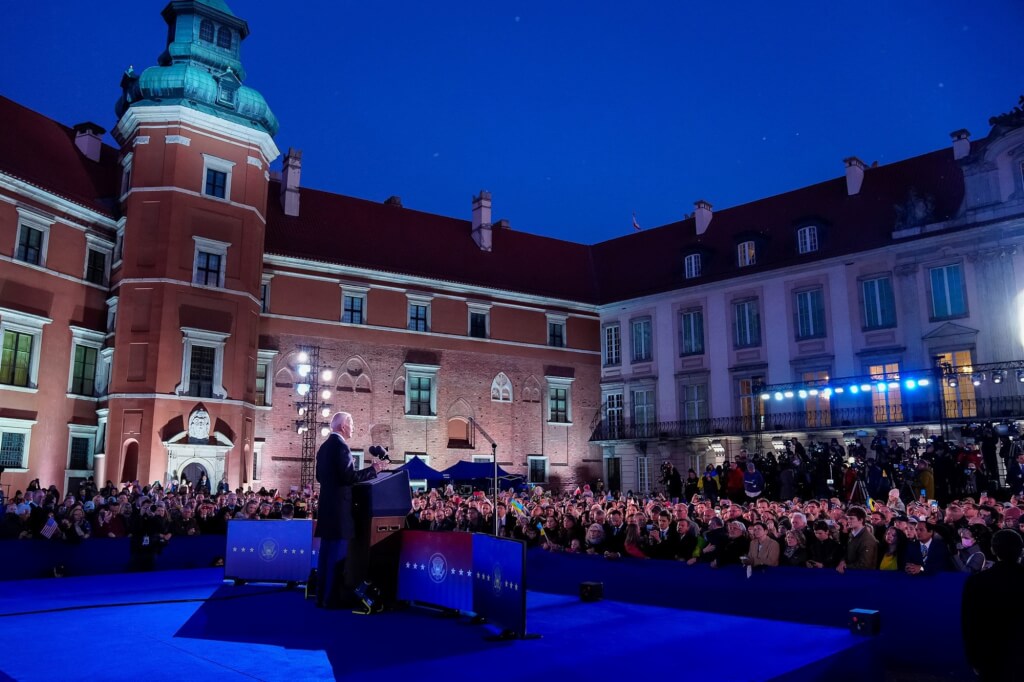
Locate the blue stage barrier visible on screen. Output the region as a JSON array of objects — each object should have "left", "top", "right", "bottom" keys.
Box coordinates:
[
  {"left": 0, "top": 536, "right": 226, "bottom": 581},
  {"left": 225, "top": 520, "right": 314, "bottom": 583},
  {"left": 398, "top": 531, "right": 473, "bottom": 612},
  {"left": 472, "top": 534, "right": 526, "bottom": 636}
]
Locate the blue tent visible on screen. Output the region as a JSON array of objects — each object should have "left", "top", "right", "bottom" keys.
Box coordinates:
[
  {"left": 440, "top": 461, "right": 524, "bottom": 490},
  {"left": 396, "top": 456, "right": 444, "bottom": 483}
]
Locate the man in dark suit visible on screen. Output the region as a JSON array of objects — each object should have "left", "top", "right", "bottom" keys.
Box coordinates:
[
  {"left": 962, "top": 529, "right": 1024, "bottom": 680},
  {"left": 315, "top": 411, "right": 384, "bottom": 608},
  {"left": 904, "top": 521, "right": 951, "bottom": 575}
]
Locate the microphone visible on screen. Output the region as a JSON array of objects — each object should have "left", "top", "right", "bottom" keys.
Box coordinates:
[{"left": 368, "top": 445, "right": 391, "bottom": 463}]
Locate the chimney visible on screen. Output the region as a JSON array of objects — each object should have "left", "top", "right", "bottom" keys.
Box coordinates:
[
  {"left": 950, "top": 129, "right": 971, "bottom": 160},
  {"left": 471, "top": 190, "right": 492, "bottom": 251},
  {"left": 844, "top": 156, "right": 866, "bottom": 196},
  {"left": 280, "top": 148, "right": 302, "bottom": 217},
  {"left": 384, "top": 195, "right": 403, "bottom": 207},
  {"left": 693, "top": 199, "right": 713, "bottom": 236},
  {"left": 73, "top": 122, "right": 105, "bottom": 162},
  {"left": 494, "top": 218, "right": 511, "bottom": 229}
]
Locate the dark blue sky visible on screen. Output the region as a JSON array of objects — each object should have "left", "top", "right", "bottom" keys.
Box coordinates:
[{"left": 3, "top": 1, "right": 1021, "bottom": 244}]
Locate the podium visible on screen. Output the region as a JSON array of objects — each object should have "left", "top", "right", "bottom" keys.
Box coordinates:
[{"left": 348, "top": 470, "right": 411, "bottom": 596}]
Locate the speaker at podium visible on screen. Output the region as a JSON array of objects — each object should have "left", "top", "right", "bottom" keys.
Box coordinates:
[{"left": 348, "top": 469, "right": 411, "bottom": 600}]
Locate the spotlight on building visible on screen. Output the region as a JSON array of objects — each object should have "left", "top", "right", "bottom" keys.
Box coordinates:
[
  {"left": 784, "top": 391, "right": 794, "bottom": 398},
  {"left": 321, "top": 370, "right": 334, "bottom": 382},
  {"left": 320, "top": 426, "right": 330, "bottom": 437},
  {"left": 321, "top": 389, "right": 332, "bottom": 400},
  {"left": 876, "top": 382, "right": 887, "bottom": 392},
  {"left": 860, "top": 384, "right": 872, "bottom": 392},
  {"left": 297, "top": 363, "right": 311, "bottom": 377},
  {"left": 904, "top": 379, "right": 917, "bottom": 389},
  {"left": 834, "top": 386, "right": 844, "bottom": 394},
  {"left": 296, "top": 383, "right": 310, "bottom": 396},
  {"left": 887, "top": 381, "right": 900, "bottom": 390},
  {"left": 297, "top": 351, "right": 309, "bottom": 364},
  {"left": 917, "top": 378, "right": 930, "bottom": 387},
  {"left": 1017, "top": 369, "right": 1024, "bottom": 383},
  {"left": 972, "top": 372, "right": 985, "bottom": 387},
  {"left": 321, "top": 406, "right": 331, "bottom": 418},
  {"left": 992, "top": 370, "right": 1006, "bottom": 384},
  {"left": 798, "top": 390, "right": 808, "bottom": 399},
  {"left": 760, "top": 392, "right": 771, "bottom": 401},
  {"left": 774, "top": 392, "right": 784, "bottom": 401},
  {"left": 808, "top": 389, "right": 819, "bottom": 396},
  {"left": 849, "top": 385, "right": 860, "bottom": 394},
  {"left": 947, "top": 375, "right": 958, "bottom": 388},
  {"left": 297, "top": 406, "right": 306, "bottom": 416}
]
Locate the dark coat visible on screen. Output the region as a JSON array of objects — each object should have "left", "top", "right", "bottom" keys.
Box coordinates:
[
  {"left": 904, "top": 537, "right": 952, "bottom": 573},
  {"left": 314, "top": 434, "right": 377, "bottom": 540},
  {"left": 962, "top": 561, "right": 1024, "bottom": 681}
]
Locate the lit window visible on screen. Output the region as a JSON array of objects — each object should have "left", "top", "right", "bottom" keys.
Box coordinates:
[
  {"left": 604, "top": 392, "right": 624, "bottom": 438},
  {"left": 69, "top": 326, "right": 104, "bottom": 397},
  {"left": 405, "top": 363, "right": 438, "bottom": 417},
  {"left": 797, "top": 226, "right": 819, "bottom": 254},
  {"left": 632, "top": 387, "right": 656, "bottom": 437},
  {"left": 0, "top": 308, "right": 50, "bottom": 391},
  {"left": 255, "top": 349, "right": 277, "bottom": 407},
  {"left": 255, "top": 361, "right": 268, "bottom": 407},
  {"left": 737, "top": 241, "right": 756, "bottom": 267}
]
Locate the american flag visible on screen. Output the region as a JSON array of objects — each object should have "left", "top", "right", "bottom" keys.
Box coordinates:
[{"left": 40, "top": 517, "right": 59, "bottom": 539}]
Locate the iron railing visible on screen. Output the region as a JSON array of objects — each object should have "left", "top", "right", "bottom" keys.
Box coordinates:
[{"left": 590, "top": 397, "right": 1024, "bottom": 442}]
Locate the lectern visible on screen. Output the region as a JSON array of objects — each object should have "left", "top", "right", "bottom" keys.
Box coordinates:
[{"left": 348, "top": 470, "right": 411, "bottom": 598}]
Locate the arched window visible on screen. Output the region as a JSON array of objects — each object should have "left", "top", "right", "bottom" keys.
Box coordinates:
[
  {"left": 199, "top": 19, "right": 214, "bottom": 43},
  {"left": 447, "top": 417, "right": 471, "bottom": 448},
  {"left": 216, "top": 26, "right": 232, "bottom": 49},
  {"left": 491, "top": 372, "right": 513, "bottom": 402}
]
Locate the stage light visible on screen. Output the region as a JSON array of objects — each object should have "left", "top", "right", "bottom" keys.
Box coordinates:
[
  {"left": 821, "top": 388, "right": 832, "bottom": 398},
  {"left": 918, "top": 378, "right": 930, "bottom": 387},
  {"left": 888, "top": 381, "right": 900, "bottom": 389},
  {"left": 1017, "top": 369, "right": 1024, "bottom": 383},
  {"left": 297, "top": 406, "right": 306, "bottom": 416},
  {"left": 320, "top": 426, "right": 330, "bottom": 437},
  {"left": 321, "top": 406, "right": 331, "bottom": 418},
  {"left": 321, "top": 369, "right": 334, "bottom": 382},
  {"left": 904, "top": 379, "right": 917, "bottom": 389},
  {"left": 877, "top": 382, "right": 887, "bottom": 392},
  {"left": 972, "top": 372, "right": 985, "bottom": 386},
  {"left": 834, "top": 387, "right": 844, "bottom": 394},
  {"left": 774, "top": 392, "right": 784, "bottom": 401},
  {"left": 848, "top": 456, "right": 856, "bottom": 465},
  {"left": 296, "top": 383, "right": 310, "bottom": 396},
  {"left": 784, "top": 391, "right": 794, "bottom": 398},
  {"left": 321, "top": 389, "right": 332, "bottom": 400},
  {"left": 860, "top": 384, "right": 872, "bottom": 392},
  {"left": 947, "top": 376, "right": 958, "bottom": 388},
  {"left": 297, "top": 363, "right": 311, "bottom": 377},
  {"left": 760, "top": 393, "right": 771, "bottom": 401},
  {"left": 798, "top": 390, "right": 808, "bottom": 399},
  {"left": 297, "top": 351, "right": 309, "bottom": 363},
  {"left": 849, "top": 385, "right": 859, "bottom": 394},
  {"left": 992, "top": 370, "right": 1006, "bottom": 384},
  {"left": 808, "top": 389, "right": 819, "bottom": 396}
]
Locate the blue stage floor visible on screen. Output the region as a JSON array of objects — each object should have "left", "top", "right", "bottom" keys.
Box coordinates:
[{"left": 0, "top": 569, "right": 869, "bottom": 681}]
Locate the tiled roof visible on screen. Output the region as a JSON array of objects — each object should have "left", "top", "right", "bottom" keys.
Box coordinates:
[
  {"left": 264, "top": 185, "right": 602, "bottom": 304},
  {"left": 590, "top": 149, "right": 966, "bottom": 303},
  {"left": 0, "top": 96, "right": 120, "bottom": 218}
]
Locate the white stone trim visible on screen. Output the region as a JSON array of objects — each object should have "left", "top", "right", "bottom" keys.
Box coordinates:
[
  {"left": 15, "top": 206, "right": 53, "bottom": 268},
  {"left": 175, "top": 327, "right": 231, "bottom": 399},
  {"left": 95, "top": 407, "right": 109, "bottom": 456},
  {"left": 166, "top": 135, "right": 192, "bottom": 146},
  {"left": 113, "top": 277, "right": 260, "bottom": 306},
  {"left": 83, "top": 233, "right": 114, "bottom": 286},
  {"left": 134, "top": 136, "right": 150, "bottom": 146},
  {"left": 341, "top": 283, "right": 369, "bottom": 324},
  {"left": 123, "top": 187, "right": 266, "bottom": 223},
  {"left": 192, "top": 236, "right": 230, "bottom": 288},
  {"left": 0, "top": 416, "right": 36, "bottom": 471},
  {"left": 0, "top": 173, "right": 118, "bottom": 227},
  {"left": 201, "top": 154, "right": 236, "bottom": 201},
  {"left": 404, "top": 363, "right": 439, "bottom": 417},
  {"left": 247, "top": 156, "right": 263, "bottom": 169},
  {"left": 98, "top": 347, "right": 114, "bottom": 397},
  {"left": 546, "top": 312, "right": 568, "bottom": 348}
]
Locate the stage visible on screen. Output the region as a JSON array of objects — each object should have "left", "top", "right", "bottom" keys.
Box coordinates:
[{"left": 0, "top": 568, "right": 873, "bottom": 682}]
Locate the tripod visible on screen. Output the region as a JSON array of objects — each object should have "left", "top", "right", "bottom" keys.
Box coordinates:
[{"left": 847, "top": 472, "right": 869, "bottom": 505}]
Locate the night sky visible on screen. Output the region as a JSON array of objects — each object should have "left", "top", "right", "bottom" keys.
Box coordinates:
[{"left": 2, "top": 1, "right": 1021, "bottom": 243}]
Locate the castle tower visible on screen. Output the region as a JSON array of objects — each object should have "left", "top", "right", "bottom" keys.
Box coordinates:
[{"left": 107, "top": 0, "right": 279, "bottom": 488}]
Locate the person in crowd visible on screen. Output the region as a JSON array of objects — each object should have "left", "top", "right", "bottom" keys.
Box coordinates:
[
  {"left": 806, "top": 520, "right": 841, "bottom": 568},
  {"left": 710, "top": 520, "right": 750, "bottom": 568},
  {"left": 741, "top": 521, "right": 779, "bottom": 568},
  {"left": 879, "top": 526, "right": 906, "bottom": 571},
  {"left": 780, "top": 530, "right": 808, "bottom": 567},
  {"left": 962, "top": 529, "right": 1024, "bottom": 681},
  {"left": 622, "top": 523, "right": 648, "bottom": 559},
  {"left": 837, "top": 506, "right": 878, "bottom": 573},
  {"left": 683, "top": 469, "right": 699, "bottom": 501},
  {"left": 744, "top": 462, "right": 765, "bottom": 501},
  {"left": 952, "top": 525, "right": 987, "bottom": 574},
  {"left": 699, "top": 465, "right": 719, "bottom": 505},
  {"left": 905, "top": 520, "right": 951, "bottom": 575}
]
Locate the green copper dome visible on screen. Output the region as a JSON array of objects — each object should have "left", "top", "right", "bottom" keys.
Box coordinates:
[{"left": 116, "top": 0, "right": 278, "bottom": 136}]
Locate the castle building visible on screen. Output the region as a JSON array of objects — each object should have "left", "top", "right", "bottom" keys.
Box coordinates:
[{"left": 2, "top": 0, "right": 1023, "bottom": 498}]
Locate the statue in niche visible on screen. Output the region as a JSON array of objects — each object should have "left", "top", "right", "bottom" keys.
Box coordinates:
[
  {"left": 188, "top": 408, "right": 212, "bottom": 443},
  {"left": 894, "top": 188, "right": 935, "bottom": 229}
]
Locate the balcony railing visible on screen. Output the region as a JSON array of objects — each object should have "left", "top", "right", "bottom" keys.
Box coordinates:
[{"left": 590, "top": 397, "right": 1024, "bottom": 442}]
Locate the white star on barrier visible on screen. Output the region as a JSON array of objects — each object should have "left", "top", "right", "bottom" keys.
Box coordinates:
[
  {"left": 299, "top": 550, "right": 304, "bottom": 554},
  {"left": 405, "top": 562, "right": 411, "bottom": 569},
  {"left": 232, "top": 547, "right": 237, "bottom": 552},
  {"left": 458, "top": 569, "right": 463, "bottom": 576},
  {"left": 450, "top": 568, "right": 455, "bottom": 574}
]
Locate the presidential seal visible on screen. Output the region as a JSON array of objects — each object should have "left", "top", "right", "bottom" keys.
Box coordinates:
[
  {"left": 491, "top": 563, "right": 503, "bottom": 596},
  {"left": 259, "top": 538, "right": 279, "bottom": 562},
  {"left": 428, "top": 552, "right": 448, "bottom": 584}
]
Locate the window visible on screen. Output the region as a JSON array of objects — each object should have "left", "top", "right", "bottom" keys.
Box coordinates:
[
  {"left": 862, "top": 276, "right": 896, "bottom": 329},
  {"left": 680, "top": 309, "right": 704, "bottom": 356},
  {"left": 637, "top": 456, "right": 651, "bottom": 494},
  {"left": 527, "top": 455, "right": 548, "bottom": 484},
  {"left": 738, "top": 375, "right": 764, "bottom": 432},
  {"left": 216, "top": 26, "right": 232, "bottom": 49},
  {"left": 632, "top": 388, "right": 656, "bottom": 437},
  {"left": 803, "top": 369, "right": 832, "bottom": 427},
  {"left": 868, "top": 364, "right": 902, "bottom": 423},
  {"left": 733, "top": 299, "right": 761, "bottom": 348},
  {"left": 192, "top": 236, "right": 228, "bottom": 288},
  {"left": 469, "top": 312, "right": 487, "bottom": 338},
  {"left": 794, "top": 288, "right": 826, "bottom": 340},
  {"left": 937, "top": 350, "right": 976, "bottom": 419},
  {"left": 260, "top": 276, "right": 272, "bottom": 314},
  {"left": 491, "top": 372, "right": 513, "bottom": 402},
  {"left": 14, "top": 209, "right": 52, "bottom": 268},
  {"left": 85, "top": 248, "right": 108, "bottom": 286},
  {"left": 0, "top": 308, "right": 50, "bottom": 391},
  {"left": 106, "top": 297, "right": 118, "bottom": 334},
  {"left": 408, "top": 304, "right": 429, "bottom": 332},
  {"left": 737, "top": 241, "right": 756, "bottom": 267},
  {"left": 201, "top": 155, "right": 234, "bottom": 201},
  {"left": 679, "top": 382, "right": 708, "bottom": 424},
  {"left": 0, "top": 417, "right": 35, "bottom": 470},
  {"left": 684, "top": 253, "right": 701, "bottom": 279},
  {"left": 546, "top": 376, "right": 574, "bottom": 424},
  {"left": 68, "top": 431, "right": 94, "bottom": 472},
  {"left": 604, "top": 391, "right": 624, "bottom": 439},
  {"left": 405, "top": 363, "right": 438, "bottom": 417},
  {"left": 603, "top": 324, "right": 621, "bottom": 366},
  {"left": 120, "top": 152, "right": 133, "bottom": 197},
  {"left": 71, "top": 346, "right": 98, "bottom": 396},
  {"left": 930, "top": 264, "right": 967, "bottom": 319},
  {"left": 114, "top": 220, "right": 125, "bottom": 265},
  {"left": 199, "top": 19, "right": 214, "bottom": 42},
  {"left": 175, "top": 328, "right": 228, "bottom": 399},
  {"left": 547, "top": 315, "right": 566, "bottom": 348},
  {"left": 797, "top": 226, "right": 819, "bottom": 254},
  {"left": 255, "top": 349, "right": 277, "bottom": 407},
  {"left": 472, "top": 454, "right": 494, "bottom": 464},
  {"left": 344, "top": 294, "right": 365, "bottom": 324},
  {"left": 631, "top": 318, "right": 652, "bottom": 363}
]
